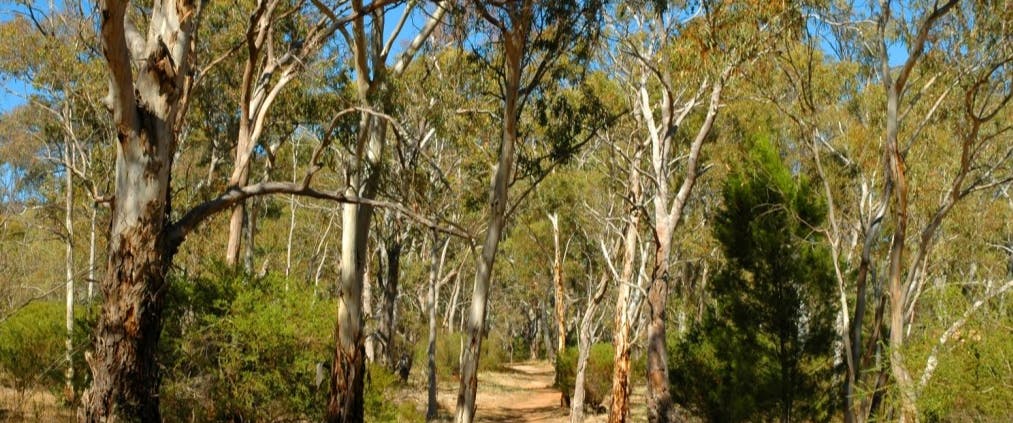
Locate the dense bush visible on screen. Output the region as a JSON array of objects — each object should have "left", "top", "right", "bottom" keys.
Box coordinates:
[
  {"left": 414, "top": 330, "right": 510, "bottom": 380},
  {"left": 669, "top": 137, "right": 838, "bottom": 422},
  {"left": 415, "top": 330, "right": 463, "bottom": 379},
  {"left": 911, "top": 286, "right": 1013, "bottom": 422},
  {"left": 554, "top": 343, "right": 614, "bottom": 411},
  {"left": 159, "top": 267, "right": 332, "bottom": 421},
  {"left": 0, "top": 301, "right": 90, "bottom": 400},
  {"left": 364, "top": 363, "right": 424, "bottom": 422}
]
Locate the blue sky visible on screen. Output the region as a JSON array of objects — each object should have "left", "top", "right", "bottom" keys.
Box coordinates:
[
  {"left": 0, "top": 2, "right": 913, "bottom": 116},
  {"left": 0, "top": 1, "right": 428, "bottom": 114}
]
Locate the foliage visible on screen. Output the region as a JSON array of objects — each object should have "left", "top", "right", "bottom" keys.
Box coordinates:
[
  {"left": 0, "top": 301, "right": 91, "bottom": 399},
  {"left": 159, "top": 266, "right": 332, "bottom": 421},
  {"left": 669, "top": 136, "right": 838, "bottom": 422},
  {"left": 363, "top": 363, "right": 425, "bottom": 422},
  {"left": 554, "top": 343, "right": 614, "bottom": 410},
  {"left": 908, "top": 285, "right": 1013, "bottom": 422},
  {"left": 414, "top": 330, "right": 510, "bottom": 380}
]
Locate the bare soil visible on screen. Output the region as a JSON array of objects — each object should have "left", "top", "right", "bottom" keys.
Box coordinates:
[{"left": 421, "top": 360, "right": 641, "bottom": 423}]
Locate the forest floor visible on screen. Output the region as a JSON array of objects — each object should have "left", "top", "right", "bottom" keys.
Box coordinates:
[
  {"left": 420, "top": 360, "right": 645, "bottom": 422},
  {"left": 0, "top": 360, "right": 643, "bottom": 422},
  {"left": 0, "top": 387, "right": 73, "bottom": 422}
]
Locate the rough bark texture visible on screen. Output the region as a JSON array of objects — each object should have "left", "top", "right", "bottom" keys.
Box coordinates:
[
  {"left": 83, "top": 0, "right": 197, "bottom": 420},
  {"left": 645, "top": 239, "right": 673, "bottom": 423},
  {"left": 380, "top": 240, "right": 402, "bottom": 366}
]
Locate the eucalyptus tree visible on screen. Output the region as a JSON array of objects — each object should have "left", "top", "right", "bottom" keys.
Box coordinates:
[
  {"left": 81, "top": 0, "right": 460, "bottom": 419},
  {"left": 323, "top": 1, "right": 453, "bottom": 420},
  {"left": 450, "top": 1, "right": 605, "bottom": 421},
  {"left": 873, "top": 5, "right": 1011, "bottom": 418},
  {"left": 603, "top": 1, "right": 800, "bottom": 420},
  {"left": 776, "top": 0, "right": 1012, "bottom": 420}
]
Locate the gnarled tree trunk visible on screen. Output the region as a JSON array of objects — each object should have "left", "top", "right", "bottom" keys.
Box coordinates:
[{"left": 83, "top": 0, "right": 198, "bottom": 420}]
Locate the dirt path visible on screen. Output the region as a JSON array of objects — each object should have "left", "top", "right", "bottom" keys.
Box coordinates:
[{"left": 435, "top": 361, "right": 573, "bottom": 422}]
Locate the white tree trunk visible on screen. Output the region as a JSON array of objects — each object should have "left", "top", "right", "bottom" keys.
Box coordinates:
[
  {"left": 571, "top": 274, "right": 609, "bottom": 423},
  {"left": 63, "top": 141, "right": 75, "bottom": 397},
  {"left": 454, "top": 19, "right": 524, "bottom": 423},
  {"left": 87, "top": 204, "right": 96, "bottom": 302},
  {"left": 549, "top": 212, "right": 566, "bottom": 355}
]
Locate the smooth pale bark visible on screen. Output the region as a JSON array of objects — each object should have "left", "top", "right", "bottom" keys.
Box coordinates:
[
  {"left": 224, "top": 0, "right": 291, "bottom": 266},
  {"left": 571, "top": 273, "right": 609, "bottom": 423},
  {"left": 427, "top": 232, "right": 451, "bottom": 420},
  {"left": 549, "top": 213, "right": 566, "bottom": 355},
  {"left": 63, "top": 141, "right": 74, "bottom": 398},
  {"left": 607, "top": 144, "right": 643, "bottom": 423},
  {"left": 455, "top": 19, "right": 524, "bottom": 422},
  {"left": 327, "top": 110, "right": 384, "bottom": 422},
  {"left": 327, "top": 1, "right": 384, "bottom": 416},
  {"left": 445, "top": 267, "right": 462, "bottom": 329},
  {"left": 87, "top": 204, "right": 97, "bottom": 302},
  {"left": 326, "top": 2, "right": 448, "bottom": 418},
  {"left": 285, "top": 141, "right": 299, "bottom": 282},
  {"left": 285, "top": 194, "right": 296, "bottom": 280}
]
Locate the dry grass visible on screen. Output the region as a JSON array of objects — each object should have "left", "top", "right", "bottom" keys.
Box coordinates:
[
  {"left": 0, "top": 387, "right": 74, "bottom": 422},
  {"left": 2, "top": 361, "right": 649, "bottom": 422}
]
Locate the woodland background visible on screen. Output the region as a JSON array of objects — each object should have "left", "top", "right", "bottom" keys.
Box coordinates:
[{"left": 0, "top": 0, "right": 1011, "bottom": 422}]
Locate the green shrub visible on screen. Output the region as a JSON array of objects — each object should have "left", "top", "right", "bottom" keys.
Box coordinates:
[
  {"left": 554, "top": 343, "right": 614, "bottom": 411},
  {"left": 364, "top": 363, "right": 424, "bottom": 422},
  {"left": 160, "top": 268, "right": 332, "bottom": 421},
  {"left": 478, "top": 332, "right": 509, "bottom": 371},
  {"left": 414, "top": 330, "right": 462, "bottom": 379},
  {"left": 0, "top": 301, "right": 91, "bottom": 401},
  {"left": 413, "top": 330, "right": 509, "bottom": 380}
]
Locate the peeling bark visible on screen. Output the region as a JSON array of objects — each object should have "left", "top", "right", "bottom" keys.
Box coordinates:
[{"left": 607, "top": 143, "right": 643, "bottom": 423}]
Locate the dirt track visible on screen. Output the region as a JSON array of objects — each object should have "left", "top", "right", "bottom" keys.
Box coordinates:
[{"left": 432, "top": 361, "right": 622, "bottom": 423}]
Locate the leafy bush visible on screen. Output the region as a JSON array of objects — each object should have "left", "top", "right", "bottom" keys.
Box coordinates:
[
  {"left": 911, "top": 285, "right": 1013, "bottom": 422},
  {"left": 414, "top": 330, "right": 509, "bottom": 380},
  {"left": 669, "top": 136, "right": 838, "bottom": 422},
  {"left": 160, "top": 267, "right": 332, "bottom": 421},
  {"left": 0, "top": 301, "right": 90, "bottom": 400},
  {"left": 415, "top": 330, "right": 461, "bottom": 379},
  {"left": 554, "top": 343, "right": 614, "bottom": 411},
  {"left": 479, "top": 332, "right": 509, "bottom": 371},
  {"left": 364, "top": 363, "right": 424, "bottom": 422}
]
